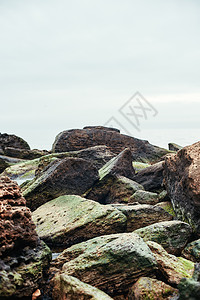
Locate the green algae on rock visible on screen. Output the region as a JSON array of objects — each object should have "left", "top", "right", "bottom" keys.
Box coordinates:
[
  {"left": 32, "top": 195, "right": 127, "bottom": 249},
  {"left": 135, "top": 220, "right": 192, "bottom": 255},
  {"left": 50, "top": 233, "right": 157, "bottom": 297}
]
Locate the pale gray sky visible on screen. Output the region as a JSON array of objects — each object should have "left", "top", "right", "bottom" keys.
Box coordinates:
[{"left": 0, "top": 0, "right": 200, "bottom": 149}]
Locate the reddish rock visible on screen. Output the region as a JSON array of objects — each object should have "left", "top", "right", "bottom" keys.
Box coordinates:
[
  {"left": 4, "top": 147, "right": 49, "bottom": 160},
  {"left": 0, "top": 176, "right": 38, "bottom": 256},
  {"left": 163, "top": 142, "right": 200, "bottom": 234},
  {"left": 52, "top": 126, "right": 169, "bottom": 163}
]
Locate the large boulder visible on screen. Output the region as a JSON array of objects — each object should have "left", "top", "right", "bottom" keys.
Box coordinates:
[
  {"left": 133, "top": 161, "right": 164, "bottom": 192},
  {"left": 52, "top": 126, "right": 169, "bottom": 163},
  {"left": 32, "top": 195, "right": 126, "bottom": 249},
  {"left": 135, "top": 220, "right": 192, "bottom": 255},
  {"left": 112, "top": 204, "right": 173, "bottom": 231},
  {"left": 0, "top": 133, "right": 30, "bottom": 152},
  {"left": 178, "top": 263, "right": 200, "bottom": 300},
  {"left": 50, "top": 233, "right": 157, "bottom": 297},
  {"left": 0, "top": 176, "right": 51, "bottom": 298},
  {"left": 163, "top": 141, "right": 200, "bottom": 235},
  {"left": 22, "top": 158, "right": 99, "bottom": 211}
]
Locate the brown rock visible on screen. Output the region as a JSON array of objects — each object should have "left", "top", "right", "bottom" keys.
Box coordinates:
[
  {"left": 52, "top": 126, "right": 169, "bottom": 163},
  {"left": 23, "top": 158, "right": 99, "bottom": 211},
  {"left": 0, "top": 133, "right": 30, "bottom": 152},
  {"left": 163, "top": 141, "right": 200, "bottom": 234},
  {"left": 133, "top": 161, "right": 164, "bottom": 192},
  {"left": 4, "top": 147, "right": 49, "bottom": 160}
]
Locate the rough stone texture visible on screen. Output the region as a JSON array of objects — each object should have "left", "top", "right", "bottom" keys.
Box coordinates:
[
  {"left": 32, "top": 195, "right": 127, "bottom": 249},
  {"left": 112, "top": 204, "right": 173, "bottom": 231},
  {"left": 130, "top": 190, "right": 159, "bottom": 205},
  {"left": 0, "top": 176, "right": 51, "bottom": 298},
  {"left": 22, "top": 158, "right": 99, "bottom": 211},
  {"left": 0, "top": 157, "right": 9, "bottom": 173},
  {"left": 133, "top": 161, "right": 164, "bottom": 192},
  {"left": 0, "top": 133, "right": 30, "bottom": 152},
  {"left": 135, "top": 220, "right": 192, "bottom": 255},
  {"left": 128, "top": 277, "right": 178, "bottom": 300},
  {"left": 178, "top": 263, "right": 200, "bottom": 300},
  {"left": 99, "top": 148, "right": 135, "bottom": 180},
  {"left": 4, "top": 146, "right": 49, "bottom": 160},
  {"left": 50, "top": 233, "right": 157, "bottom": 297},
  {"left": 182, "top": 239, "right": 200, "bottom": 263},
  {"left": 52, "top": 274, "right": 114, "bottom": 300},
  {"left": 52, "top": 126, "right": 169, "bottom": 163},
  {"left": 147, "top": 241, "right": 194, "bottom": 285},
  {"left": 163, "top": 142, "right": 200, "bottom": 235},
  {"left": 168, "top": 143, "right": 183, "bottom": 152},
  {"left": 155, "top": 201, "right": 176, "bottom": 218}
]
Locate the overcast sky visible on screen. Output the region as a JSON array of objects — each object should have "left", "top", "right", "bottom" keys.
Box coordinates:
[{"left": 0, "top": 0, "right": 200, "bottom": 149}]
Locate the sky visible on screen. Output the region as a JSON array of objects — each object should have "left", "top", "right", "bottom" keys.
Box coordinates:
[{"left": 0, "top": 0, "right": 200, "bottom": 150}]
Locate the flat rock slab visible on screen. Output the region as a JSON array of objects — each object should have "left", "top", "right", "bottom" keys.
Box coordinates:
[
  {"left": 52, "top": 274, "right": 114, "bottom": 300},
  {"left": 130, "top": 190, "right": 159, "bottom": 205},
  {"left": 112, "top": 204, "right": 173, "bottom": 231},
  {"left": 23, "top": 158, "right": 99, "bottom": 211},
  {"left": 164, "top": 141, "right": 200, "bottom": 235},
  {"left": 147, "top": 241, "right": 194, "bottom": 285},
  {"left": 52, "top": 126, "right": 169, "bottom": 163},
  {"left": 32, "top": 195, "right": 127, "bottom": 249},
  {"left": 50, "top": 233, "right": 157, "bottom": 297},
  {"left": 134, "top": 220, "right": 192, "bottom": 255}
]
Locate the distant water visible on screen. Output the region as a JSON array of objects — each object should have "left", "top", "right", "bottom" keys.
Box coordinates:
[{"left": 127, "top": 128, "right": 200, "bottom": 149}]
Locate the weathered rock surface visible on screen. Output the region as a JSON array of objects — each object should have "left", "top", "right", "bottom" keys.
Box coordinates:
[
  {"left": 182, "top": 239, "right": 200, "bottom": 263},
  {"left": 4, "top": 146, "right": 49, "bottom": 160},
  {"left": 155, "top": 201, "right": 176, "bottom": 217},
  {"left": 178, "top": 263, "right": 200, "bottom": 300},
  {"left": 52, "top": 274, "right": 114, "bottom": 300},
  {"left": 0, "top": 157, "right": 9, "bottom": 173},
  {"left": 135, "top": 220, "right": 192, "bottom": 255},
  {"left": 130, "top": 190, "right": 159, "bottom": 205},
  {"left": 32, "top": 195, "right": 126, "bottom": 249},
  {"left": 147, "top": 241, "right": 194, "bottom": 285},
  {"left": 22, "top": 158, "right": 99, "bottom": 211},
  {"left": 163, "top": 141, "right": 200, "bottom": 235},
  {"left": 99, "top": 148, "right": 135, "bottom": 180},
  {"left": 112, "top": 204, "right": 173, "bottom": 231},
  {"left": 52, "top": 126, "right": 169, "bottom": 163},
  {"left": 128, "top": 277, "right": 178, "bottom": 300},
  {"left": 133, "top": 161, "right": 164, "bottom": 192},
  {"left": 168, "top": 142, "right": 183, "bottom": 152},
  {"left": 50, "top": 233, "right": 157, "bottom": 297},
  {"left": 0, "top": 133, "right": 30, "bottom": 152},
  {"left": 0, "top": 176, "right": 51, "bottom": 298}
]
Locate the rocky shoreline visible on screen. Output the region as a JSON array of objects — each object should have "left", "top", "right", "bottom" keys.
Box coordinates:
[{"left": 0, "top": 126, "right": 200, "bottom": 300}]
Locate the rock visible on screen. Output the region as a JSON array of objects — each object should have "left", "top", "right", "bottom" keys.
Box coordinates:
[
  {"left": 178, "top": 263, "right": 200, "bottom": 300},
  {"left": 112, "top": 204, "right": 173, "bottom": 231},
  {"left": 128, "top": 277, "right": 178, "bottom": 300},
  {"left": 0, "top": 176, "right": 51, "bottom": 298},
  {"left": 32, "top": 195, "right": 126, "bottom": 249},
  {"left": 168, "top": 143, "right": 183, "bottom": 152},
  {"left": 3, "top": 146, "right": 49, "bottom": 160},
  {"left": 0, "top": 157, "right": 9, "bottom": 173},
  {"left": 155, "top": 201, "right": 176, "bottom": 217},
  {"left": 133, "top": 161, "right": 164, "bottom": 192},
  {"left": 85, "top": 174, "right": 143, "bottom": 204},
  {"left": 0, "top": 132, "right": 30, "bottom": 152},
  {"left": 163, "top": 142, "right": 200, "bottom": 235},
  {"left": 130, "top": 190, "right": 159, "bottom": 205},
  {"left": 52, "top": 274, "right": 114, "bottom": 300},
  {"left": 132, "top": 161, "right": 150, "bottom": 172},
  {"left": 147, "top": 241, "right": 194, "bottom": 285},
  {"left": 182, "top": 239, "right": 200, "bottom": 263},
  {"left": 22, "top": 158, "right": 99, "bottom": 211},
  {"left": 99, "top": 148, "right": 135, "bottom": 180},
  {"left": 52, "top": 126, "right": 169, "bottom": 163},
  {"left": 50, "top": 233, "right": 157, "bottom": 297},
  {"left": 134, "top": 220, "right": 192, "bottom": 255}
]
